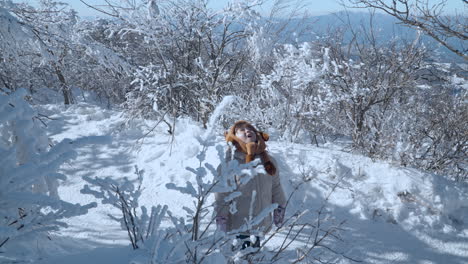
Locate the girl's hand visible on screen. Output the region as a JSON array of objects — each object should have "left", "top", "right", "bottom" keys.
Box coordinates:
[
  {"left": 274, "top": 205, "right": 285, "bottom": 227},
  {"left": 216, "top": 216, "right": 227, "bottom": 232}
]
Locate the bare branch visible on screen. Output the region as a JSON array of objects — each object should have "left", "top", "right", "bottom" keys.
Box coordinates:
[{"left": 343, "top": 0, "right": 467, "bottom": 59}]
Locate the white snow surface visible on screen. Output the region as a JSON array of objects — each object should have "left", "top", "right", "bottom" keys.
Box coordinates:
[{"left": 26, "top": 102, "right": 468, "bottom": 264}]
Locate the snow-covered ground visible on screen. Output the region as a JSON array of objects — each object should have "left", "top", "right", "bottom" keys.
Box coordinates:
[{"left": 31, "top": 101, "right": 468, "bottom": 264}]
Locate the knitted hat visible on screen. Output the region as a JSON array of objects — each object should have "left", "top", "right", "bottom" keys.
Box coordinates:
[{"left": 224, "top": 120, "right": 276, "bottom": 176}]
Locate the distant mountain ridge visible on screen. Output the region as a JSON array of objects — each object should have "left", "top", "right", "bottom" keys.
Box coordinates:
[{"left": 278, "top": 11, "right": 464, "bottom": 63}]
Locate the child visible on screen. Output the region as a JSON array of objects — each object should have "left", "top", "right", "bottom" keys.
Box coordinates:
[{"left": 215, "top": 120, "right": 286, "bottom": 249}]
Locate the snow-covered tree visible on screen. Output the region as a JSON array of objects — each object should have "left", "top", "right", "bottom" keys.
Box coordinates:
[
  {"left": 0, "top": 2, "right": 43, "bottom": 95},
  {"left": 1, "top": 1, "right": 129, "bottom": 105},
  {"left": 1, "top": 1, "right": 81, "bottom": 104},
  {"left": 0, "top": 89, "right": 96, "bottom": 261},
  {"left": 254, "top": 42, "right": 325, "bottom": 142},
  {"left": 318, "top": 30, "right": 425, "bottom": 154},
  {"left": 395, "top": 68, "right": 467, "bottom": 181},
  {"left": 91, "top": 0, "right": 265, "bottom": 126},
  {"left": 71, "top": 18, "right": 134, "bottom": 104}
]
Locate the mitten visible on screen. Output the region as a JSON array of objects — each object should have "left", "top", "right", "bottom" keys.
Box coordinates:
[
  {"left": 216, "top": 216, "right": 227, "bottom": 232},
  {"left": 263, "top": 160, "right": 276, "bottom": 176},
  {"left": 273, "top": 205, "right": 285, "bottom": 227}
]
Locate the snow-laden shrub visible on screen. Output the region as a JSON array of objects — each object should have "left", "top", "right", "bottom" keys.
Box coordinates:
[
  {"left": 0, "top": 89, "right": 96, "bottom": 261},
  {"left": 118, "top": 0, "right": 265, "bottom": 126},
  {"left": 81, "top": 165, "right": 148, "bottom": 250},
  {"left": 0, "top": 1, "right": 80, "bottom": 104},
  {"left": 0, "top": 3, "right": 42, "bottom": 95},
  {"left": 252, "top": 42, "right": 325, "bottom": 142},
  {"left": 318, "top": 30, "right": 426, "bottom": 152},
  {"left": 82, "top": 164, "right": 191, "bottom": 262},
  {"left": 395, "top": 76, "right": 468, "bottom": 181}
]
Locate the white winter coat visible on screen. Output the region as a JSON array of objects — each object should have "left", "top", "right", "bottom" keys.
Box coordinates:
[{"left": 215, "top": 150, "right": 286, "bottom": 233}]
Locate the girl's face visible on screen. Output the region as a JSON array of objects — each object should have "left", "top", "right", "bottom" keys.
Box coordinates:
[{"left": 235, "top": 124, "right": 257, "bottom": 143}]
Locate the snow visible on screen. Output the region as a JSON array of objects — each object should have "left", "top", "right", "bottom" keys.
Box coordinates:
[{"left": 5, "top": 101, "right": 468, "bottom": 263}]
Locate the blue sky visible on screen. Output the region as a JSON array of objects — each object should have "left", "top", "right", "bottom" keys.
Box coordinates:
[{"left": 19, "top": 0, "right": 467, "bottom": 18}]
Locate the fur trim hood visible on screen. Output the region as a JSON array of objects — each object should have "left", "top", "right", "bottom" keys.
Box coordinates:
[{"left": 224, "top": 120, "right": 276, "bottom": 176}]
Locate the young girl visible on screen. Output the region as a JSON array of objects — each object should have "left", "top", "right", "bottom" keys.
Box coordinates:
[{"left": 215, "top": 120, "right": 286, "bottom": 249}]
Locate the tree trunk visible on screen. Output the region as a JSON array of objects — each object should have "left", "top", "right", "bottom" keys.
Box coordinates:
[{"left": 54, "top": 64, "right": 73, "bottom": 105}]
